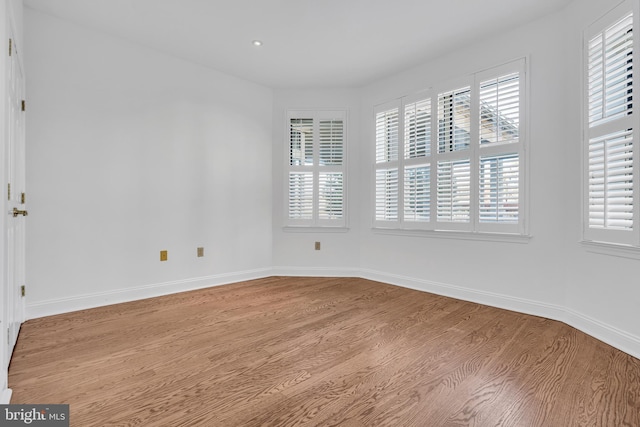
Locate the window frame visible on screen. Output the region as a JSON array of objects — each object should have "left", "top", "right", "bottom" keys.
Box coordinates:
[
  {"left": 285, "top": 109, "right": 348, "bottom": 229},
  {"left": 373, "top": 58, "right": 528, "bottom": 237},
  {"left": 582, "top": 0, "right": 640, "bottom": 249}
]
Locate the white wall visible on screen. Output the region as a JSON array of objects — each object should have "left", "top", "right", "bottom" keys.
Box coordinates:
[
  {"left": 272, "top": 89, "right": 361, "bottom": 275},
  {"left": 24, "top": 9, "right": 274, "bottom": 317}
]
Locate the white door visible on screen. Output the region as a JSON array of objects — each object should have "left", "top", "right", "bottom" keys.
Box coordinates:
[{"left": 5, "top": 28, "right": 26, "bottom": 362}]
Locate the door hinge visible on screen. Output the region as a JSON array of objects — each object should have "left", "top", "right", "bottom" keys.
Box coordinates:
[
  {"left": 7, "top": 183, "right": 10, "bottom": 201},
  {"left": 21, "top": 100, "right": 25, "bottom": 112},
  {"left": 21, "top": 192, "right": 26, "bottom": 204},
  {"left": 8, "top": 38, "right": 12, "bottom": 56},
  {"left": 21, "top": 285, "right": 25, "bottom": 297}
]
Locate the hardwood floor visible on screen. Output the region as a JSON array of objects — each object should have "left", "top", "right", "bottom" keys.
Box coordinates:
[{"left": 8, "top": 277, "right": 640, "bottom": 426}]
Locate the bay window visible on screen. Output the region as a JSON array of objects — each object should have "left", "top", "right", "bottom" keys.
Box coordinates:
[{"left": 374, "top": 59, "right": 527, "bottom": 236}]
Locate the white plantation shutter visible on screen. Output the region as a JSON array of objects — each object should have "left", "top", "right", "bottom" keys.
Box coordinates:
[
  {"left": 319, "top": 119, "right": 344, "bottom": 166},
  {"left": 479, "top": 74, "right": 520, "bottom": 145},
  {"left": 404, "top": 165, "right": 430, "bottom": 222},
  {"left": 437, "top": 160, "right": 471, "bottom": 223},
  {"left": 588, "top": 13, "right": 633, "bottom": 126},
  {"left": 288, "top": 172, "right": 313, "bottom": 220},
  {"left": 438, "top": 87, "right": 471, "bottom": 153},
  {"left": 405, "top": 99, "right": 431, "bottom": 158},
  {"left": 479, "top": 154, "right": 519, "bottom": 224},
  {"left": 319, "top": 172, "right": 343, "bottom": 219},
  {"left": 375, "top": 101, "right": 401, "bottom": 226},
  {"left": 435, "top": 84, "right": 473, "bottom": 231},
  {"left": 584, "top": 2, "right": 639, "bottom": 246},
  {"left": 376, "top": 168, "right": 399, "bottom": 221},
  {"left": 290, "top": 118, "right": 314, "bottom": 166},
  {"left": 286, "top": 111, "right": 347, "bottom": 227},
  {"left": 588, "top": 129, "right": 634, "bottom": 230},
  {"left": 435, "top": 86, "right": 473, "bottom": 230},
  {"left": 376, "top": 108, "right": 399, "bottom": 163},
  {"left": 476, "top": 63, "right": 524, "bottom": 233},
  {"left": 403, "top": 97, "right": 431, "bottom": 228}
]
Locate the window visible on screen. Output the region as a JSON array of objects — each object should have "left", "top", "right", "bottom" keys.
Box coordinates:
[
  {"left": 287, "top": 110, "right": 347, "bottom": 227},
  {"left": 374, "top": 59, "right": 526, "bottom": 235},
  {"left": 584, "top": 1, "right": 640, "bottom": 247}
]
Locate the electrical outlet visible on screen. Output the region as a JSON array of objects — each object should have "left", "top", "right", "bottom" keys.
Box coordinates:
[
  {"left": 315, "top": 241, "right": 321, "bottom": 250},
  {"left": 197, "top": 247, "right": 204, "bottom": 257},
  {"left": 160, "top": 250, "right": 168, "bottom": 261}
]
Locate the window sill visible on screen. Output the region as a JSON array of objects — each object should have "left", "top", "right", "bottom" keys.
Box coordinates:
[
  {"left": 372, "top": 227, "right": 531, "bottom": 243},
  {"left": 580, "top": 240, "right": 640, "bottom": 260},
  {"left": 283, "top": 226, "right": 350, "bottom": 234}
]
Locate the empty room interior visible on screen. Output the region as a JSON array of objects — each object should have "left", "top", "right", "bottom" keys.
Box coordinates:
[{"left": 2, "top": 0, "right": 640, "bottom": 425}]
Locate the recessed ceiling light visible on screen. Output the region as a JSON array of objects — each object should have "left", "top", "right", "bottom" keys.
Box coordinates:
[{"left": 252, "top": 40, "right": 263, "bottom": 47}]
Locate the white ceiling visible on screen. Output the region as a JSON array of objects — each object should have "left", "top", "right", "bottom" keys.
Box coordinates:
[{"left": 24, "top": 0, "right": 573, "bottom": 88}]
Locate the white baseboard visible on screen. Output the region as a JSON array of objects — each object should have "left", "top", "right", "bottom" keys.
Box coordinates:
[
  {"left": 359, "top": 268, "right": 640, "bottom": 360},
  {"left": 271, "top": 266, "right": 361, "bottom": 277},
  {"left": 360, "top": 268, "right": 567, "bottom": 320},
  {"left": 26, "top": 268, "right": 273, "bottom": 320},
  {"left": 563, "top": 308, "right": 640, "bottom": 360},
  {"left": 1, "top": 388, "right": 12, "bottom": 404},
  {"left": 23, "top": 266, "right": 640, "bottom": 360}
]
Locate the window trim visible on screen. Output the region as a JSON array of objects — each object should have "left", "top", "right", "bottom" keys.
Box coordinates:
[
  {"left": 373, "top": 227, "right": 532, "bottom": 244},
  {"left": 285, "top": 109, "right": 348, "bottom": 229},
  {"left": 373, "top": 58, "right": 528, "bottom": 238},
  {"left": 582, "top": 0, "right": 640, "bottom": 250}
]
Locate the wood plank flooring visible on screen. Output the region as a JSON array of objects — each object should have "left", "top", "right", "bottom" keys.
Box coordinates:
[{"left": 8, "top": 277, "right": 640, "bottom": 426}]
